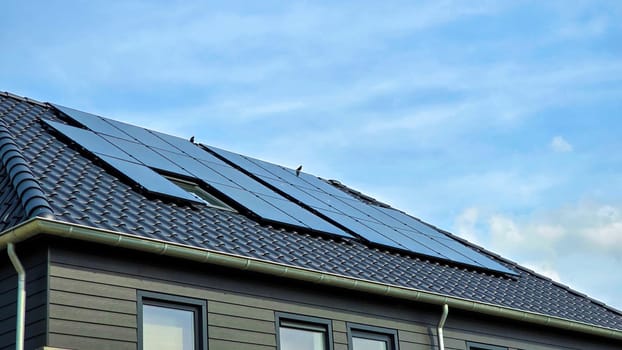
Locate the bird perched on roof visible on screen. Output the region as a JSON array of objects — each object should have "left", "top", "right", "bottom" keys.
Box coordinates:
[
  {"left": 189, "top": 136, "right": 195, "bottom": 143},
  {"left": 296, "top": 165, "right": 302, "bottom": 177}
]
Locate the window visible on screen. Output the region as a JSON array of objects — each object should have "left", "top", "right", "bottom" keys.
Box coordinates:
[
  {"left": 347, "top": 324, "right": 398, "bottom": 350},
  {"left": 166, "top": 176, "right": 232, "bottom": 210},
  {"left": 467, "top": 341, "right": 508, "bottom": 350},
  {"left": 138, "top": 291, "right": 207, "bottom": 350},
  {"left": 276, "top": 313, "right": 333, "bottom": 350}
]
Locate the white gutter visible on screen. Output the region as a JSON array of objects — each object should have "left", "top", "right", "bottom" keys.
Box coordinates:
[
  {"left": 1, "top": 217, "right": 622, "bottom": 342},
  {"left": 7, "top": 243, "right": 25, "bottom": 350},
  {"left": 437, "top": 304, "right": 449, "bottom": 350}
]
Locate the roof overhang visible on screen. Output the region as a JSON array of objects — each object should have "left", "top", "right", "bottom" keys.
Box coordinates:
[{"left": 1, "top": 217, "right": 621, "bottom": 341}]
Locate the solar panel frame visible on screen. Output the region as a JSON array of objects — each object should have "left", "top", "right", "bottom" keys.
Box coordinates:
[
  {"left": 151, "top": 130, "right": 225, "bottom": 163},
  {"left": 52, "top": 103, "right": 131, "bottom": 139},
  {"left": 99, "top": 135, "right": 192, "bottom": 176},
  {"left": 206, "top": 146, "right": 278, "bottom": 179},
  {"left": 315, "top": 208, "right": 405, "bottom": 249},
  {"left": 98, "top": 155, "right": 202, "bottom": 203},
  {"left": 42, "top": 119, "right": 134, "bottom": 162},
  {"left": 210, "top": 184, "right": 306, "bottom": 227},
  {"left": 157, "top": 150, "right": 240, "bottom": 188},
  {"left": 105, "top": 118, "right": 178, "bottom": 150}
]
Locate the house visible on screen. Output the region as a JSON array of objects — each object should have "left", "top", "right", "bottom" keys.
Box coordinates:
[{"left": 0, "top": 90, "right": 621, "bottom": 350}]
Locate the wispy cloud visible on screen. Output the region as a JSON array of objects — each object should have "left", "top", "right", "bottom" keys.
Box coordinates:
[
  {"left": 550, "top": 136, "right": 573, "bottom": 153},
  {"left": 454, "top": 200, "right": 622, "bottom": 309}
]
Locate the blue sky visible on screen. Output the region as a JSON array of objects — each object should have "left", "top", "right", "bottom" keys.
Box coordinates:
[{"left": 3, "top": 1, "right": 622, "bottom": 310}]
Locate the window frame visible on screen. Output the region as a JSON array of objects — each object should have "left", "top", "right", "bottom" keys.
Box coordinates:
[
  {"left": 137, "top": 291, "right": 208, "bottom": 350},
  {"left": 347, "top": 323, "right": 399, "bottom": 350},
  {"left": 466, "top": 341, "right": 508, "bottom": 350},
  {"left": 275, "top": 312, "right": 334, "bottom": 350}
]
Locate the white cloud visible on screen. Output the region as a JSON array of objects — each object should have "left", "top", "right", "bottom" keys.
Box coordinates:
[
  {"left": 550, "top": 136, "right": 573, "bottom": 153},
  {"left": 460, "top": 201, "right": 622, "bottom": 309},
  {"left": 489, "top": 214, "right": 524, "bottom": 245},
  {"left": 454, "top": 207, "right": 480, "bottom": 243}
]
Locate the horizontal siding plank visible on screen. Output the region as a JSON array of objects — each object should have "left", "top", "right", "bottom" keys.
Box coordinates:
[
  {"left": 49, "top": 333, "right": 136, "bottom": 350},
  {"left": 398, "top": 329, "right": 433, "bottom": 345},
  {"left": 209, "top": 300, "right": 275, "bottom": 321},
  {"left": 209, "top": 325, "right": 275, "bottom": 346},
  {"left": 50, "top": 304, "right": 136, "bottom": 328},
  {"left": 50, "top": 290, "right": 136, "bottom": 315},
  {"left": 333, "top": 330, "right": 347, "bottom": 345},
  {"left": 0, "top": 277, "right": 47, "bottom": 308},
  {"left": 0, "top": 290, "right": 47, "bottom": 319},
  {"left": 0, "top": 320, "right": 46, "bottom": 347},
  {"left": 209, "top": 338, "right": 274, "bottom": 350},
  {"left": 0, "top": 261, "right": 47, "bottom": 284},
  {"left": 208, "top": 313, "right": 275, "bottom": 334},
  {"left": 50, "top": 276, "right": 136, "bottom": 301},
  {"left": 0, "top": 305, "right": 46, "bottom": 332},
  {"left": 400, "top": 340, "right": 434, "bottom": 350},
  {"left": 333, "top": 320, "right": 347, "bottom": 332},
  {"left": 50, "top": 319, "right": 136, "bottom": 342},
  {"left": 0, "top": 335, "right": 46, "bottom": 350}
]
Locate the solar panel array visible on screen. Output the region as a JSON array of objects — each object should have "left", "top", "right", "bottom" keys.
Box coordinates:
[
  {"left": 44, "top": 104, "right": 352, "bottom": 238},
  {"left": 206, "top": 147, "right": 515, "bottom": 275},
  {"left": 46, "top": 103, "right": 515, "bottom": 275}
]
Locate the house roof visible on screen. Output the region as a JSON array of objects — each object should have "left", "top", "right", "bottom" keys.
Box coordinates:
[{"left": 1, "top": 91, "right": 622, "bottom": 333}]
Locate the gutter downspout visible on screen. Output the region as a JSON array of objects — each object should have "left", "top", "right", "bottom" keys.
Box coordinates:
[
  {"left": 7, "top": 243, "right": 25, "bottom": 350},
  {"left": 437, "top": 304, "right": 449, "bottom": 350}
]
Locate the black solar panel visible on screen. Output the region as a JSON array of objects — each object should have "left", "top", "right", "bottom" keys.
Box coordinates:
[
  {"left": 206, "top": 145, "right": 516, "bottom": 275},
  {"left": 98, "top": 155, "right": 202, "bottom": 203},
  {"left": 98, "top": 135, "right": 192, "bottom": 176},
  {"left": 104, "top": 119, "right": 176, "bottom": 150},
  {"left": 149, "top": 129, "right": 222, "bottom": 162},
  {"left": 52, "top": 104, "right": 130, "bottom": 139},
  {"left": 42, "top": 120, "right": 133, "bottom": 161}
]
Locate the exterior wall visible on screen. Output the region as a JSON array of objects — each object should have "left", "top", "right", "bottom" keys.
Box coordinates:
[
  {"left": 0, "top": 241, "right": 47, "bottom": 350},
  {"left": 45, "top": 240, "right": 621, "bottom": 350}
]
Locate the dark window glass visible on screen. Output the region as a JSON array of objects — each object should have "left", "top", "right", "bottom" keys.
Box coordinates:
[
  {"left": 277, "top": 313, "right": 332, "bottom": 350},
  {"left": 352, "top": 337, "right": 388, "bottom": 350},
  {"left": 143, "top": 304, "right": 195, "bottom": 349},
  {"left": 348, "top": 324, "right": 398, "bottom": 350},
  {"left": 139, "top": 292, "right": 207, "bottom": 350}
]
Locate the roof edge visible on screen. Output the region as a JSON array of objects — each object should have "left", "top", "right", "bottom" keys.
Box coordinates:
[
  {"left": 0, "top": 120, "right": 54, "bottom": 219},
  {"left": 1, "top": 217, "right": 621, "bottom": 341},
  {"left": 1, "top": 91, "right": 48, "bottom": 108}
]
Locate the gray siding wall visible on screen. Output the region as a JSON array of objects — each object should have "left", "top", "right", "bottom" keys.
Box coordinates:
[
  {"left": 0, "top": 243, "right": 47, "bottom": 350},
  {"left": 46, "top": 242, "right": 621, "bottom": 350}
]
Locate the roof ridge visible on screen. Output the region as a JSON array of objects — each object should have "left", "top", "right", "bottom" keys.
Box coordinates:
[
  {"left": 327, "top": 179, "right": 391, "bottom": 207},
  {"left": 1, "top": 91, "right": 48, "bottom": 108},
  {"left": 0, "top": 118, "right": 54, "bottom": 219}
]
